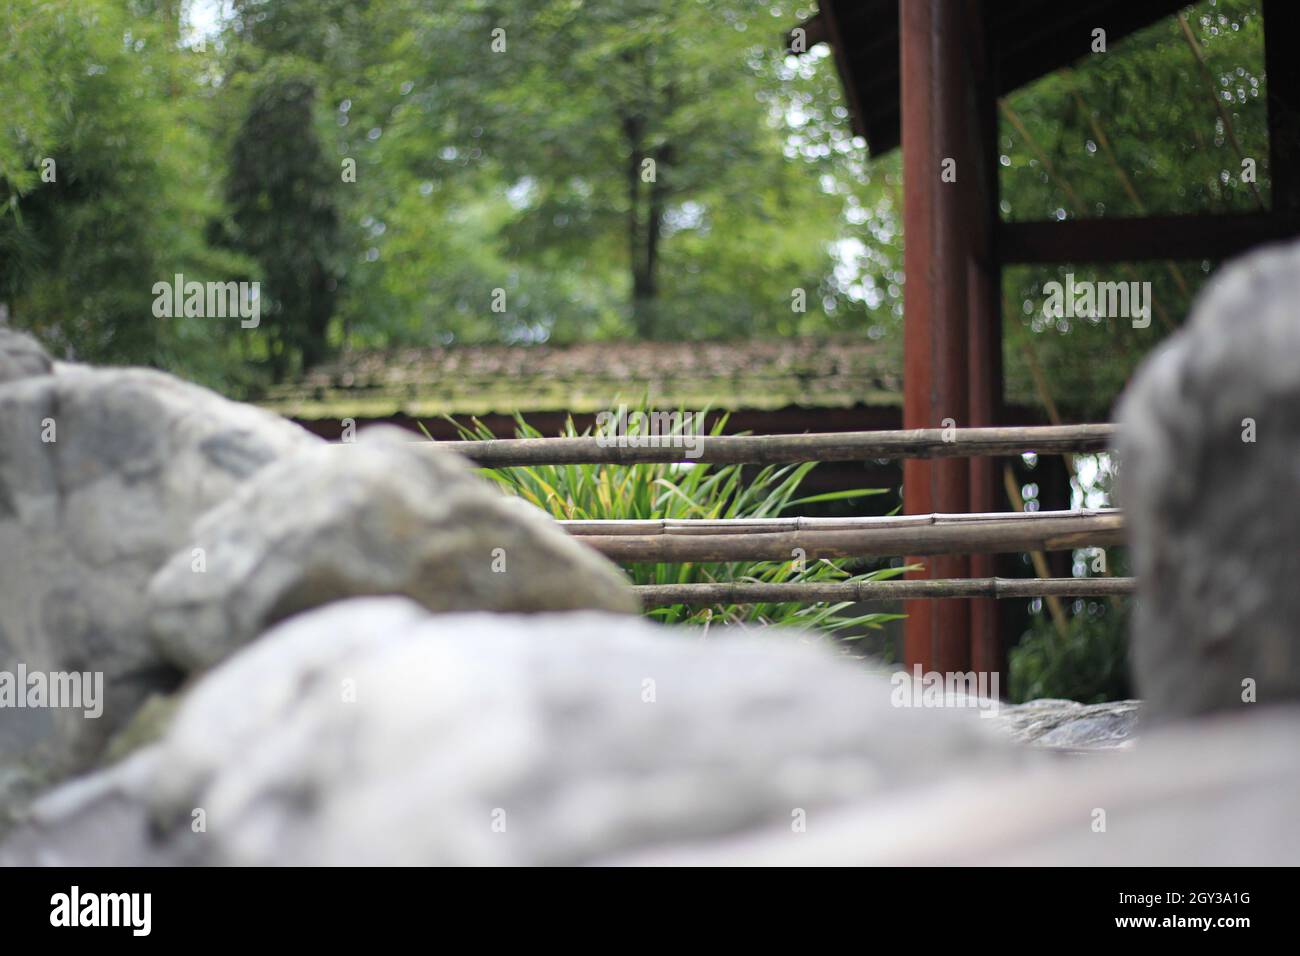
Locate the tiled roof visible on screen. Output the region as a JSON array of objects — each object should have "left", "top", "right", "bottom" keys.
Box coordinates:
[{"left": 258, "top": 336, "right": 905, "bottom": 419}]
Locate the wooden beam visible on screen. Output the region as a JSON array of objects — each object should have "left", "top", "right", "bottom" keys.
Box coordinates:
[
  {"left": 999, "top": 213, "right": 1300, "bottom": 264},
  {"left": 428, "top": 424, "right": 1116, "bottom": 467},
  {"left": 562, "top": 509, "right": 1119, "bottom": 535},
  {"left": 993, "top": 0, "right": 1191, "bottom": 95},
  {"left": 635, "top": 576, "right": 1134, "bottom": 608},
  {"left": 785, "top": 13, "right": 830, "bottom": 54},
  {"left": 815, "top": 0, "right": 1190, "bottom": 156},
  {"left": 566, "top": 509, "right": 1125, "bottom": 563}
]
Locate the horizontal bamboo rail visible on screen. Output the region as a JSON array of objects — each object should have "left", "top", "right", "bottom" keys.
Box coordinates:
[
  {"left": 635, "top": 576, "right": 1135, "bottom": 607},
  {"left": 564, "top": 509, "right": 1124, "bottom": 562},
  {"left": 433, "top": 423, "right": 1116, "bottom": 466}
]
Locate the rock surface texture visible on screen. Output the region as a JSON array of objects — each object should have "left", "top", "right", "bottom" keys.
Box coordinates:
[
  {"left": 1118, "top": 240, "right": 1300, "bottom": 721},
  {"left": 1, "top": 332, "right": 637, "bottom": 837},
  {"left": 995, "top": 699, "right": 1139, "bottom": 750},
  {"left": 1, "top": 600, "right": 1024, "bottom": 866},
  {"left": 0, "top": 328, "right": 53, "bottom": 385},
  {"left": 610, "top": 706, "right": 1300, "bottom": 866},
  {"left": 145, "top": 427, "right": 638, "bottom": 672},
  {"left": 6, "top": 599, "right": 1298, "bottom": 866},
  {"left": 0, "top": 342, "right": 317, "bottom": 784}
]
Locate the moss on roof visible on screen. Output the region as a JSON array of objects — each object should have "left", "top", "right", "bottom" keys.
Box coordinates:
[{"left": 258, "top": 336, "right": 906, "bottom": 419}]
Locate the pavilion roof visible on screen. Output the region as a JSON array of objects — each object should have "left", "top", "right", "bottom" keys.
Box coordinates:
[{"left": 794, "top": 0, "right": 1191, "bottom": 156}]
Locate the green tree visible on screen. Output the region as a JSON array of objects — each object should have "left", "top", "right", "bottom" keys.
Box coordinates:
[
  {"left": 999, "top": 0, "right": 1266, "bottom": 418},
  {"left": 383, "top": 0, "right": 889, "bottom": 340},
  {"left": 0, "top": 0, "right": 239, "bottom": 375},
  {"left": 224, "top": 59, "right": 342, "bottom": 379}
]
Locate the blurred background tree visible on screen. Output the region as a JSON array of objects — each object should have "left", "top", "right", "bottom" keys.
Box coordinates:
[
  {"left": 0, "top": 0, "right": 246, "bottom": 378},
  {"left": 400, "top": 0, "right": 863, "bottom": 340},
  {"left": 999, "top": 0, "right": 1266, "bottom": 420},
  {"left": 223, "top": 59, "right": 341, "bottom": 381},
  {"left": 0, "top": 0, "right": 1267, "bottom": 405},
  {"left": 2, "top": 0, "right": 901, "bottom": 388}
]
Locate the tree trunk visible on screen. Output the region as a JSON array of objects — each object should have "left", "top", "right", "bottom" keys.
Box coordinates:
[
  {"left": 623, "top": 114, "right": 656, "bottom": 337},
  {"left": 302, "top": 262, "right": 332, "bottom": 372},
  {"left": 642, "top": 142, "right": 673, "bottom": 336}
]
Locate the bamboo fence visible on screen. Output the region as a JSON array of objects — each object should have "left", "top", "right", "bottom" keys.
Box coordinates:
[
  {"left": 563, "top": 509, "right": 1124, "bottom": 563},
  {"left": 634, "top": 576, "right": 1134, "bottom": 607},
  {"left": 433, "top": 423, "right": 1116, "bottom": 467},
  {"left": 413, "top": 421, "right": 1132, "bottom": 604}
]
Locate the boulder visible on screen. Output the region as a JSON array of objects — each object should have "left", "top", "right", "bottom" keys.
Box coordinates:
[
  {"left": 0, "top": 328, "right": 53, "bottom": 385},
  {"left": 0, "top": 361, "right": 318, "bottom": 785},
  {"left": 1119, "top": 240, "right": 1300, "bottom": 721},
  {"left": 146, "top": 427, "right": 639, "bottom": 673},
  {"left": 611, "top": 706, "right": 1300, "bottom": 865},
  {"left": 995, "top": 699, "right": 1139, "bottom": 751},
  {"left": 8, "top": 598, "right": 1299, "bottom": 867},
  {"left": 2, "top": 599, "right": 1024, "bottom": 866}
]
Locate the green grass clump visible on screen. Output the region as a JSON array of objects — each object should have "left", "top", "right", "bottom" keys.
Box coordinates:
[{"left": 431, "top": 410, "right": 908, "bottom": 641}]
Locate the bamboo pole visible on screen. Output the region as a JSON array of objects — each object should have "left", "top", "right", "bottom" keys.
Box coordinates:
[
  {"left": 1176, "top": 12, "right": 1267, "bottom": 210},
  {"left": 428, "top": 423, "right": 1116, "bottom": 467},
  {"left": 1003, "top": 463, "right": 1069, "bottom": 637},
  {"left": 635, "top": 576, "right": 1135, "bottom": 608},
  {"left": 1000, "top": 101, "right": 1178, "bottom": 333},
  {"left": 564, "top": 509, "right": 1125, "bottom": 563},
  {"left": 1064, "top": 80, "right": 1195, "bottom": 301},
  {"left": 1014, "top": 338, "right": 1072, "bottom": 635}
]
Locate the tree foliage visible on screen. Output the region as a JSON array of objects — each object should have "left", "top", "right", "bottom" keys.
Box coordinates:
[
  {"left": 1000, "top": 0, "right": 1266, "bottom": 418},
  {"left": 0, "top": 0, "right": 1269, "bottom": 408}
]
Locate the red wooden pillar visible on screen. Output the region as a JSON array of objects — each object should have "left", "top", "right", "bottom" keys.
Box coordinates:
[
  {"left": 900, "top": 0, "right": 1002, "bottom": 679},
  {"left": 963, "top": 2, "right": 1005, "bottom": 684}
]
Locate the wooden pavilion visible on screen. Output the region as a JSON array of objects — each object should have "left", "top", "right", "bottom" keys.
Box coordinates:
[{"left": 793, "top": 0, "right": 1300, "bottom": 679}]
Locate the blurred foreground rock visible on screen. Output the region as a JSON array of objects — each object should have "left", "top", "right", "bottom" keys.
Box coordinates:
[
  {"left": 4, "top": 600, "right": 1296, "bottom": 866},
  {"left": 613, "top": 705, "right": 1300, "bottom": 865},
  {"left": 1119, "top": 240, "right": 1300, "bottom": 721},
  {"left": 1, "top": 600, "right": 1022, "bottom": 865},
  {"left": 0, "top": 328, "right": 53, "bottom": 385}
]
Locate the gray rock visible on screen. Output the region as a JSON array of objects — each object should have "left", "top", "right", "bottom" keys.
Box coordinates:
[
  {"left": 1118, "top": 240, "right": 1300, "bottom": 721},
  {"left": 0, "top": 364, "right": 318, "bottom": 784},
  {"left": 995, "top": 698, "right": 1140, "bottom": 751},
  {"left": 0, "top": 749, "right": 185, "bottom": 866},
  {"left": 0, "top": 328, "right": 53, "bottom": 385},
  {"left": 145, "top": 427, "right": 639, "bottom": 672},
  {"left": 6, "top": 598, "right": 1023, "bottom": 866},
  {"left": 611, "top": 707, "right": 1300, "bottom": 865},
  {"left": 11, "top": 598, "right": 1298, "bottom": 867}
]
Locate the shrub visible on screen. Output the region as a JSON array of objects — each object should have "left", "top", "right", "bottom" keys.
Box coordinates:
[
  {"left": 1008, "top": 600, "right": 1132, "bottom": 703},
  {"left": 435, "top": 411, "right": 909, "bottom": 641}
]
